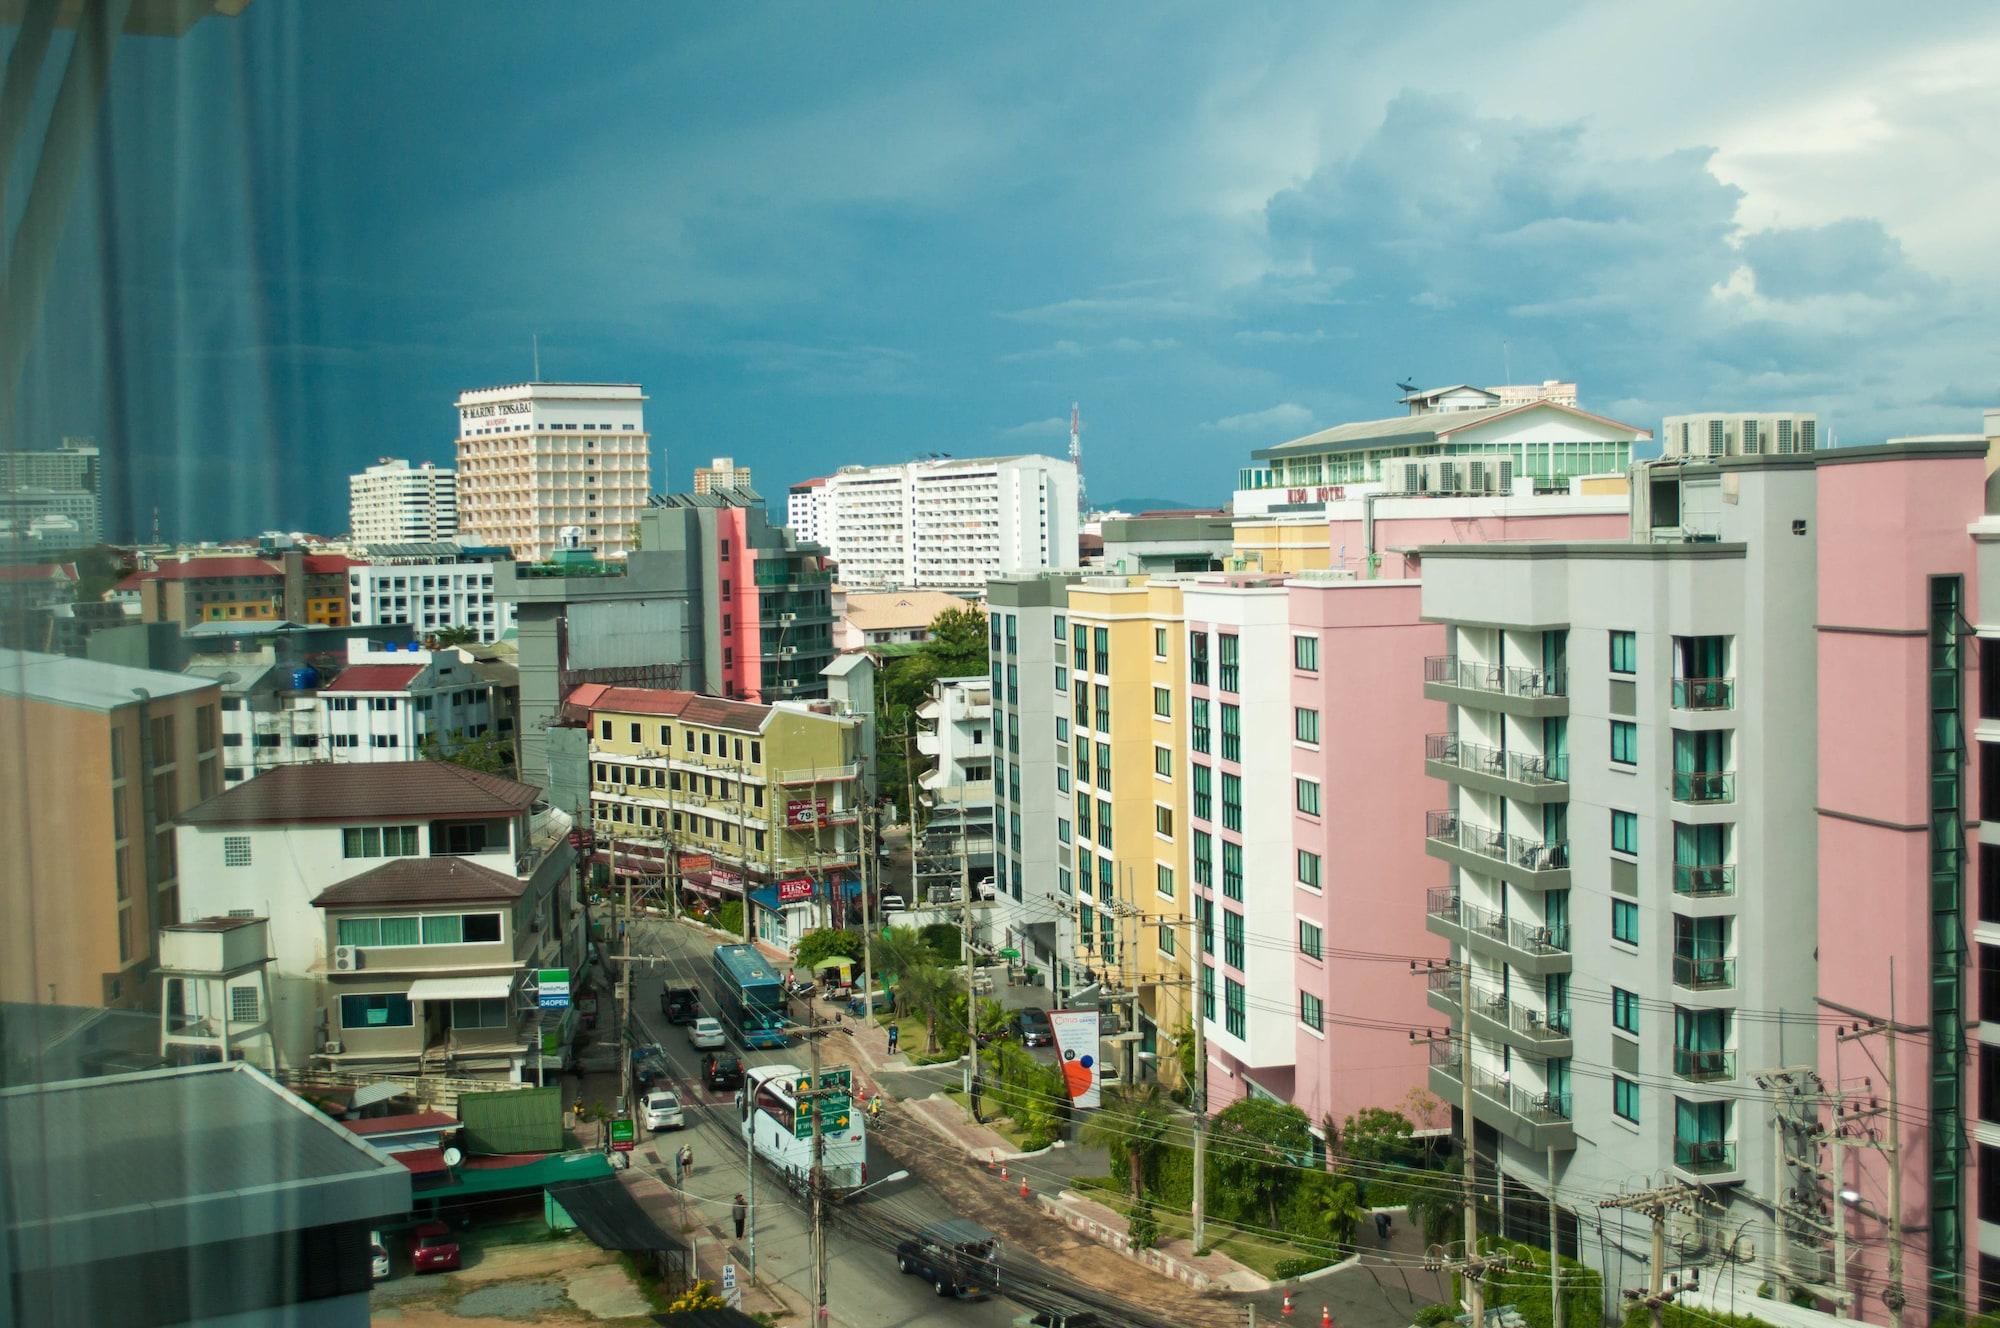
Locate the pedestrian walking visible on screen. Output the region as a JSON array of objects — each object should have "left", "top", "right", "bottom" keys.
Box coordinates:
[
  {"left": 887, "top": 1024, "right": 900, "bottom": 1055},
  {"left": 680, "top": 1143, "right": 694, "bottom": 1177},
  {"left": 732, "top": 1193, "right": 748, "bottom": 1239},
  {"left": 1375, "top": 1211, "right": 1392, "bottom": 1241}
]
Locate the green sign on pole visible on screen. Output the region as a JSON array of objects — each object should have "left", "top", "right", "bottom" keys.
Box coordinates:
[
  {"left": 818, "top": 1092, "right": 851, "bottom": 1117},
  {"left": 609, "top": 1118, "right": 636, "bottom": 1151},
  {"left": 818, "top": 1067, "right": 852, "bottom": 1091},
  {"left": 792, "top": 1113, "right": 816, "bottom": 1141}
]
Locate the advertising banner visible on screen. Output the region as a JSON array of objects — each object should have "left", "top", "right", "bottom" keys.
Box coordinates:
[
  {"left": 786, "top": 797, "right": 829, "bottom": 827},
  {"left": 538, "top": 968, "right": 571, "bottom": 1010},
  {"left": 1048, "top": 1009, "right": 1102, "bottom": 1109},
  {"left": 776, "top": 876, "right": 814, "bottom": 903}
]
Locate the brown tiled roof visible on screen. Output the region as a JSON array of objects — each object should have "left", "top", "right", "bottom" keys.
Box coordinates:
[
  {"left": 677, "top": 695, "right": 768, "bottom": 733},
  {"left": 580, "top": 686, "right": 768, "bottom": 733},
  {"left": 181, "top": 762, "right": 539, "bottom": 827},
  {"left": 320, "top": 663, "right": 425, "bottom": 693},
  {"left": 311, "top": 856, "right": 526, "bottom": 908}
]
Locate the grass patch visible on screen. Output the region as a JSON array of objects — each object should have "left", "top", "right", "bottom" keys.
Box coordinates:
[
  {"left": 474, "top": 1216, "right": 572, "bottom": 1249},
  {"left": 941, "top": 1089, "right": 1039, "bottom": 1151},
  {"left": 1144, "top": 1206, "right": 1337, "bottom": 1280},
  {"left": 1073, "top": 1174, "right": 1121, "bottom": 1198},
  {"left": 615, "top": 1251, "right": 675, "bottom": 1313}
]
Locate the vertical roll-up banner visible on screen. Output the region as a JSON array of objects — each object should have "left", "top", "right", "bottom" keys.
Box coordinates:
[{"left": 1049, "top": 1009, "right": 1101, "bottom": 1109}]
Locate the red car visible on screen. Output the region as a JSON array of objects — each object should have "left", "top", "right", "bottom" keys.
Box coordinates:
[{"left": 409, "top": 1222, "right": 462, "bottom": 1273}]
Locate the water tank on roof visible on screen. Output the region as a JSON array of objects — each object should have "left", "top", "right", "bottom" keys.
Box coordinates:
[{"left": 290, "top": 666, "right": 319, "bottom": 690}]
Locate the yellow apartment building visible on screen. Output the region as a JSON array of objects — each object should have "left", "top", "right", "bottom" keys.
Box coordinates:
[
  {"left": 0, "top": 653, "right": 221, "bottom": 1007},
  {"left": 1065, "top": 576, "right": 1193, "bottom": 1085},
  {"left": 578, "top": 685, "right": 863, "bottom": 950}
]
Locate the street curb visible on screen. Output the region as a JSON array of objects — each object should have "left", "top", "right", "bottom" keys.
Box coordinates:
[{"left": 1286, "top": 1252, "right": 1361, "bottom": 1283}]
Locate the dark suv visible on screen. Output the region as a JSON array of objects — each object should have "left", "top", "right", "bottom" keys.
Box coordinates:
[
  {"left": 660, "top": 985, "right": 701, "bottom": 1024},
  {"left": 894, "top": 1219, "right": 1000, "bottom": 1297},
  {"left": 1011, "top": 1007, "right": 1054, "bottom": 1047},
  {"left": 703, "top": 1052, "right": 744, "bottom": 1092}
]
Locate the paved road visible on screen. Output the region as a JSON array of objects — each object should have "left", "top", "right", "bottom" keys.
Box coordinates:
[{"left": 621, "top": 914, "right": 1020, "bottom": 1328}]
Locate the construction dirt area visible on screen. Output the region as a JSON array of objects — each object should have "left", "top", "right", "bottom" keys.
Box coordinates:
[{"left": 368, "top": 1237, "right": 660, "bottom": 1328}]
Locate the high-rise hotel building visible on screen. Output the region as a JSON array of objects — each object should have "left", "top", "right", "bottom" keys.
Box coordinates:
[{"left": 453, "top": 382, "right": 652, "bottom": 560}]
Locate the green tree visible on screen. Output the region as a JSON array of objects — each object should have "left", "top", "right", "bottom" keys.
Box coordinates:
[
  {"left": 1084, "top": 1083, "right": 1178, "bottom": 1203},
  {"left": 1211, "top": 1097, "right": 1316, "bottom": 1227},
  {"left": 1340, "top": 1107, "right": 1420, "bottom": 1170},
  {"left": 1314, "top": 1176, "right": 1369, "bottom": 1248},
  {"left": 892, "top": 962, "right": 956, "bottom": 1051},
  {"left": 428, "top": 624, "right": 482, "bottom": 648},
  {"left": 793, "top": 928, "right": 860, "bottom": 973},
  {"left": 918, "top": 922, "right": 962, "bottom": 964},
  {"left": 420, "top": 728, "right": 513, "bottom": 774},
  {"left": 874, "top": 925, "right": 932, "bottom": 982}
]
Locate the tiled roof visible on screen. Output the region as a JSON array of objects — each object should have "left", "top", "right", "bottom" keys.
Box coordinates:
[
  {"left": 841, "top": 590, "right": 973, "bottom": 633},
  {"left": 0, "top": 563, "right": 77, "bottom": 584},
  {"left": 312, "top": 855, "right": 527, "bottom": 908},
  {"left": 576, "top": 686, "right": 772, "bottom": 733},
  {"left": 129, "top": 553, "right": 360, "bottom": 582},
  {"left": 320, "top": 663, "right": 425, "bottom": 693},
  {"left": 180, "top": 761, "right": 539, "bottom": 827}
]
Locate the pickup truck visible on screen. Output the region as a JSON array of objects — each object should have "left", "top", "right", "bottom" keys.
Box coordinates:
[{"left": 894, "top": 1219, "right": 1000, "bottom": 1298}]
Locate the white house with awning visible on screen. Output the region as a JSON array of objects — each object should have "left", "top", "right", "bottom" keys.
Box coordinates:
[{"left": 176, "top": 762, "right": 580, "bottom": 1077}]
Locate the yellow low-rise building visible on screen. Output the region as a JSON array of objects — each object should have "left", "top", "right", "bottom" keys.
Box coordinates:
[
  {"left": 1230, "top": 514, "right": 1332, "bottom": 574},
  {"left": 577, "top": 685, "right": 863, "bottom": 950}
]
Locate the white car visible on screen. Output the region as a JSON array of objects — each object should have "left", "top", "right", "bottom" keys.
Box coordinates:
[
  {"left": 369, "top": 1230, "right": 390, "bottom": 1281},
  {"left": 688, "top": 1017, "right": 727, "bottom": 1050},
  {"left": 644, "top": 1091, "right": 686, "bottom": 1132}
]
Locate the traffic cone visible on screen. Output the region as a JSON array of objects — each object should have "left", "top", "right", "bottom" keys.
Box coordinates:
[
  {"left": 986, "top": 1152, "right": 996, "bottom": 1172},
  {"left": 1321, "top": 1307, "right": 1331, "bottom": 1328},
  {"left": 1281, "top": 1292, "right": 1294, "bottom": 1317},
  {"left": 1000, "top": 1161, "right": 1008, "bottom": 1180},
  {"left": 1020, "top": 1176, "right": 1030, "bottom": 1199}
]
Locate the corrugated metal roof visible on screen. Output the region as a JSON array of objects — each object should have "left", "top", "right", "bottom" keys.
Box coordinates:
[
  {"left": 580, "top": 685, "right": 770, "bottom": 732},
  {"left": 0, "top": 651, "right": 217, "bottom": 713},
  {"left": 320, "top": 663, "right": 426, "bottom": 693},
  {"left": 311, "top": 856, "right": 527, "bottom": 908},
  {"left": 1250, "top": 400, "right": 1649, "bottom": 461},
  {"left": 345, "top": 1111, "right": 456, "bottom": 1136},
  {"left": 180, "top": 762, "right": 539, "bottom": 827}
]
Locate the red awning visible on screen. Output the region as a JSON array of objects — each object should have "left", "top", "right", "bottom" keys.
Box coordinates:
[{"left": 393, "top": 1147, "right": 449, "bottom": 1176}]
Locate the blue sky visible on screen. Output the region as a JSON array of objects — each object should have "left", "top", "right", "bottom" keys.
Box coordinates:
[{"left": 15, "top": 1, "right": 2000, "bottom": 539}]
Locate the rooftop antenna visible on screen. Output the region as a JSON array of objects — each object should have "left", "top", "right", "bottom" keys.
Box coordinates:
[
  {"left": 532, "top": 333, "right": 541, "bottom": 382},
  {"left": 1070, "top": 402, "right": 1086, "bottom": 520}
]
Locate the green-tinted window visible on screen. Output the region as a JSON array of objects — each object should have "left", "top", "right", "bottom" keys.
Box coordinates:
[
  {"left": 1612, "top": 986, "right": 1640, "bottom": 1034},
  {"left": 1613, "top": 1076, "right": 1641, "bottom": 1122},
  {"left": 1297, "top": 850, "right": 1321, "bottom": 889},
  {"left": 1612, "top": 809, "right": 1639, "bottom": 855},
  {"left": 1294, "top": 707, "right": 1319, "bottom": 744},
  {"left": 1612, "top": 899, "right": 1640, "bottom": 945},
  {"left": 1611, "top": 720, "right": 1638, "bottom": 765},
  {"left": 1609, "top": 630, "right": 1637, "bottom": 674},
  {"left": 1299, "top": 918, "right": 1323, "bottom": 959}
]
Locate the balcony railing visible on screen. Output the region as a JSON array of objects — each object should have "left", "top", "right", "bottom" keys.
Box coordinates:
[
  {"left": 1672, "top": 677, "right": 1735, "bottom": 710},
  {"left": 1425, "top": 655, "right": 1568, "bottom": 700},
  {"left": 1674, "top": 1048, "right": 1737, "bottom": 1082},
  {"left": 1673, "top": 953, "right": 1736, "bottom": 990},
  {"left": 1426, "top": 811, "right": 1570, "bottom": 873},
  {"left": 1674, "top": 1138, "right": 1737, "bottom": 1174},
  {"left": 1476, "top": 987, "right": 1572, "bottom": 1043},
  {"left": 1672, "top": 770, "right": 1734, "bottom": 804},
  {"left": 1426, "top": 889, "right": 1570, "bottom": 957},
  {"left": 1430, "top": 1045, "right": 1573, "bottom": 1122},
  {"left": 1425, "top": 734, "right": 1567, "bottom": 785},
  {"left": 1673, "top": 863, "right": 1735, "bottom": 897}
]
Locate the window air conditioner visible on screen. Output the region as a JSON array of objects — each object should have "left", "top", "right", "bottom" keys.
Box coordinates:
[{"left": 323, "top": 1040, "right": 345, "bottom": 1055}]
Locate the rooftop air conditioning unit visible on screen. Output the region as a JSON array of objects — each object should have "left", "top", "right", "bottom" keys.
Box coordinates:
[
  {"left": 322, "top": 1039, "right": 344, "bottom": 1055},
  {"left": 1381, "top": 458, "right": 1425, "bottom": 494},
  {"left": 333, "top": 945, "right": 364, "bottom": 971}
]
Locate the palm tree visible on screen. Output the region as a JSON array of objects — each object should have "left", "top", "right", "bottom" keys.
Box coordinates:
[
  {"left": 893, "top": 963, "right": 956, "bottom": 1052},
  {"left": 1316, "top": 1177, "right": 1369, "bottom": 1248},
  {"left": 1083, "top": 1084, "right": 1178, "bottom": 1203}
]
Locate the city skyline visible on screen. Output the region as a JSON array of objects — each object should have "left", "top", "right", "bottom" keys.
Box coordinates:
[{"left": 13, "top": 2, "right": 1997, "bottom": 540}]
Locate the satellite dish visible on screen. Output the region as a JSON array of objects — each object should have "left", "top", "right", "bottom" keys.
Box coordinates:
[{"left": 441, "top": 1146, "right": 464, "bottom": 1168}]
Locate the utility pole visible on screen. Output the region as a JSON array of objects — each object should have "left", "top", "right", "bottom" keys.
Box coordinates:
[
  {"left": 615, "top": 834, "right": 633, "bottom": 1117},
  {"left": 1411, "top": 956, "right": 1486, "bottom": 1327},
  {"left": 808, "top": 1000, "right": 829, "bottom": 1324},
  {"left": 1828, "top": 969, "right": 1918, "bottom": 1327},
  {"left": 1188, "top": 909, "right": 1208, "bottom": 1251},
  {"left": 1599, "top": 1184, "right": 1705, "bottom": 1328},
  {"left": 1884, "top": 958, "right": 1905, "bottom": 1328},
  {"left": 1547, "top": 1145, "right": 1563, "bottom": 1328},
  {"left": 960, "top": 798, "right": 979, "bottom": 1114},
  {"left": 859, "top": 802, "right": 876, "bottom": 1036}
]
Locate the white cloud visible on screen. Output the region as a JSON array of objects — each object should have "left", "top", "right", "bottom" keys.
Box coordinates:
[
  {"left": 1204, "top": 402, "right": 1314, "bottom": 433},
  {"left": 999, "top": 416, "right": 1071, "bottom": 438}
]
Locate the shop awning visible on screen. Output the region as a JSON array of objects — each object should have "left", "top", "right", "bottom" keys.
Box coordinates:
[
  {"left": 545, "top": 1176, "right": 685, "bottom": 1253},
  {"left": 406, "top": 975, "right": 516, "bottom": 1002}
]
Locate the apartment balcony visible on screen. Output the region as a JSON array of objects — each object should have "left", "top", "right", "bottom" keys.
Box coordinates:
[
  {"left": 1427, "top": 1045, "right": 1575, "bottom": 1152},
  {"left": 1422, "top": 968, "right": 1573, "bottom": 1056},
  {"left": 1672, "top": 770, "right": 1735, "bottom": 805},
  {"left": 1673, "top": 1047, "right": 1737, "bottom": 1083},
  {"left": 1672, "top": 953, "right": 1736, "bottom": 992},
  {"left": 1424, "top": 655, "right": 1569, "bottom": 717},
  {"left": 1424, "top": 811, "right": 1570, "bottom": 891},
  {"left": 775, "top": 762, "right": 862, "bottom": 786},
  {"left": 1424, "top": 733, "right": 1568, "bottom": 804},
  {"left": 1672, "top": 677, "right": 1735, "bottom": 711},
  {"left": 1424, "top": 889, "right": 1571, "bottom": 977},
  {"left": 1673, "top": 1138, "right": 1738, "bottom": 1179},
  {"left": 1672, "top": 863, "right": 1735, "bottom": 898}
]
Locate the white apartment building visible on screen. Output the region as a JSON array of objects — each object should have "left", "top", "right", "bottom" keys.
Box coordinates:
[
  {"left": 913, "top": 675, "right": 996, "bottom": 916},
  {"left": 821, "top": 454, "right": 1079, "bottom": 590},
  {"left": 347, "top": 547, "right": 515, "bottom": 643},
  {"left": 452, "top": 382, "right": 652, "bottom": 560},
  {"left": 787, "top": 476, "right": 831, "bottom": 545},
  {"left": 318, "top": 638, "right": 493, "bottom": 761},
  {"left": 348, "top": 459, "right": 459, "bottom": 544},
  {"left": 176, "top": 763, "right": 578, "bottom": 1076}
]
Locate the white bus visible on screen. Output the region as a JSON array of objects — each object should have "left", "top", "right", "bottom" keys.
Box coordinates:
[{"left": 739, "top": 1063, "right": 867, "bottom": 1193}]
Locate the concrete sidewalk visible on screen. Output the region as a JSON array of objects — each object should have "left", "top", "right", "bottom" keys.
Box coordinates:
[{"left": 618, "top": 1161, "right": 806, "bottom": 1323}]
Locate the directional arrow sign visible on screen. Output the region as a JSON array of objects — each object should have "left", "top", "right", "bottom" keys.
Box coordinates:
[
  {"left": 818, "top": 1093, "right": 851, "bottom": 1117},
  {"left": 818, "top": 1067, "right": 852, "bottom": 1091}
]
